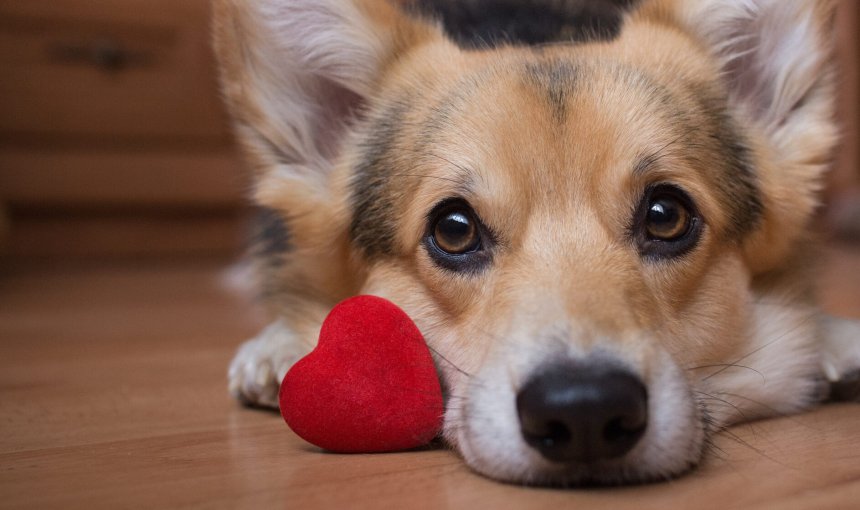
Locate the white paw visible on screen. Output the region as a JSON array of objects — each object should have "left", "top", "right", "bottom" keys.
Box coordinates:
[
  {"left": 228, "top": 321, "right": 308, "bottom": 408},
  {"left": 821, "top": 316, "right": 860, "bottom": 401},
  {"left": 821, "top": 316, "right": 860, "bottom": 379}
]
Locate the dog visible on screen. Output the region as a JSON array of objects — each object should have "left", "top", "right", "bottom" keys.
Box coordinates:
[{"left": 213, "top": 0, "right": 860, "bottom": 485}]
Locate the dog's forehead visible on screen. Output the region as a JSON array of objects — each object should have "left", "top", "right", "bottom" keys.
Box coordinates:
[
  {"left": 409, "top": 57, "right": 682, "bottom": 221},
  {"left": 349, "top": 22, "right": 762, "bottom": 259},
  {"left": 414, "top": 56, "right": 660, "bottom": 201}
]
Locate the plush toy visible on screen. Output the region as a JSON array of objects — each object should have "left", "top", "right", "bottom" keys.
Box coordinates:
[{"left": 279, "top": 295, "right": 444, "bottom": 452}]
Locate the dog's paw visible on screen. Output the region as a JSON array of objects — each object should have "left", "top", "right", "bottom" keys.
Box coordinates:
[
  {"left": 228, "top": 321, "right": 309, "bottom": 409},
  {"left": 821, "top": 316, "right": 860, "bottom": 402}
]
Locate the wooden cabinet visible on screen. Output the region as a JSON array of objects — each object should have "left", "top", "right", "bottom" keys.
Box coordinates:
[
  {"left": 0, "top": 1, "right": 227, "bottom": 141},
  {"left": 0, "top": 0, "right": 248, "bottom": 260}
]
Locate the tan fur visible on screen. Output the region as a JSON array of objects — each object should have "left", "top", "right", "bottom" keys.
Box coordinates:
[{"left": 215, "top": 0, "right": 857, "bottom": 485}]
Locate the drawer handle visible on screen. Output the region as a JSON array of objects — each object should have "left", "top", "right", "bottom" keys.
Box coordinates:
[{"left": 49, "top": 40, "right": 153, "bottom": 72}]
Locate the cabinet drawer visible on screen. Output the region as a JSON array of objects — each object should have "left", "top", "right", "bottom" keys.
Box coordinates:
[{"left": 0, "top": 0, "right": 230, "bottom": 143}]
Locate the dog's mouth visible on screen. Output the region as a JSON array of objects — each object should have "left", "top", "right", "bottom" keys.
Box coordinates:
[{"left": 441, "top": 351, "right": 707, "bottom": 486}]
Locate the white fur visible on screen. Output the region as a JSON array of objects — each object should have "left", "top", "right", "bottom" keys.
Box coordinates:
[
  {"left": 679, "top": 0, "right": 832, "bottom": 132},
  {"left": 228, "top": 320, "right": 309, "bottom": 408},
  {"left": 448, "top": 331, "right": 704, "bottom": 484},
  {"left": 699, "top": 295, "right": 824, "bottom": 426},
  {"left": 224, "top": 0, "right": 388, "bottom": 189},
  {"left": 821, "top": 316, "right": 860, "bottom": 382}
]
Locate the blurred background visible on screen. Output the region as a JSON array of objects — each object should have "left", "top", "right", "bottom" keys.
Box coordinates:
[
  {"left": 0, "top": 0, "right": 246, "bottom": 264},
  {"left": 0, "top": 0, "right": 857, "bottom": 265}
]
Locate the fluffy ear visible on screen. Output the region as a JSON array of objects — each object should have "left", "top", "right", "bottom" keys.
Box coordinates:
[
  {"left": 212, "top": 0, "right": 438, "bottom": 205},
  {"left": 671, "top": 0, "right": 839, "bottom": 271}
]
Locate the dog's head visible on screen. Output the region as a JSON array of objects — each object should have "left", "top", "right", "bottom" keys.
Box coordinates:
[{"left": 214, "top": 0, "right": 837, "bottom": 485}]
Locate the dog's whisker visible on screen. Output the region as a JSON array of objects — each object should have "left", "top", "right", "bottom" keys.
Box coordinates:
[
  {"left": 710, "top": 425, "right": 791, "bottom": 468},
  {"left": 694, "top": 390, "right": 752, "bottom": 423},
  {"left": 716, "top": 391, "right": 822, "bottom": 430},
  {"left": 703, "top": 313, "right": 816, "bottom": 382},
  {"left": 703, "top": 436, "right": 729, "bottom": 461},
  {"left": 427, "top": 344, "right": 473, "bottom": 378},
  {"left": 688, "top": 363, "right": 765, "bottom": 384}
]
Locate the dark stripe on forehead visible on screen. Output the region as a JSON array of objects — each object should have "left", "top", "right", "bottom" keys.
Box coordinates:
[
  {"left": 419, "top": 75, "right": 480, "bottom": 148},
  {"left": 523, "top": 60, "right": 578, "bottom": 121},
  {"left": 349, "top": 97, "right": 413, "bottom": 258},
  {"left": 694, "top": 95, "right": 763, "bottom": 238},
  {"left": 406, "top": 0, "right": 641, "bottom": 49}
]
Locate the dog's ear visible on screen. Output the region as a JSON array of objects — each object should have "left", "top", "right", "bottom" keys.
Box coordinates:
[
  {"left": 213, "top": 0, "right": 439, "bottom": 206},
  {"left": 659, "top": 0, "right": 839, "bottom": 272}
]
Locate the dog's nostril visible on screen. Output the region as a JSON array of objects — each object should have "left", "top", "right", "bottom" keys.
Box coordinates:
[
  {"left": 516, "top": 363, "right": 648, "bottom": 464},
  {"left": 604, "top": 415, "right": 646, "bottom": 444},
  {"left": 528, "top": 420, "right": 571, "bottom": 450}
]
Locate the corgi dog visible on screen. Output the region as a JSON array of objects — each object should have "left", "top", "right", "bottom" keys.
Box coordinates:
[{"left": 213, "top": 0, "right": 860, "bottom": 485}]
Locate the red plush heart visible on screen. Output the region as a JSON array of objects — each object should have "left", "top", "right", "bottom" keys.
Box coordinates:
[{"left": 279, "top": 295, "right": 444, "bottom": 452}]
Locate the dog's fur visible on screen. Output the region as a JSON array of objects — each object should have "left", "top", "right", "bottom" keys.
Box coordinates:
[{"left": 213, "top": 0, "right": 860, "bottom": 485}]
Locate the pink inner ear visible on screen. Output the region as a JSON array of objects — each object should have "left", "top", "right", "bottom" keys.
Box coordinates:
[
  {"left": 311, "top": 76, "right": 365, "bottom": 160},
  {"left": 686, "top": 1, "right": 832, "bottom": 129}
]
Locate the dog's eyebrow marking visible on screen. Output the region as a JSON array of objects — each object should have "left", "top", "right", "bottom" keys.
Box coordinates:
[
  {"left": 611, "top": 63, "right": 763, "bottom": 239},
  {"left": 631, "top": 124, "right": 762, "bottom": 240},
  {"left": 419, "top": 73, "right": 486, "bottom": 147},
  {"left": 685, "top": 89, "right": 763, "bottom": 239},
  {"left": 427, "top": 153, "right": 478, "bottom": 185},
  {"left": 715, "top": 130, "right": 762, "bottom": 237},
  {"left": 350, "top": 94, "right": 478, "bottom": 260},
  {"left": 632, "top": 134, "right": 688, "bottom": 177}
]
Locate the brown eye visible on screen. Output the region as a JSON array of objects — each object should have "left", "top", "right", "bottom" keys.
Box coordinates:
[
  {"left": 633, "top": 184, "right": 702, "bottom": 260},
  {"left": 425, "top": 199, "right": 493, "bottom": 273},
  {"left": 645, "top": 196, "right": 690, "bottom": 241},
  {"left": 433, "top": 208, "right": 480, "bottom": 254}
]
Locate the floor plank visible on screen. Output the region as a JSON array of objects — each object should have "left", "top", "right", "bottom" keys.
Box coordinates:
[{"left": 1, "top": 246, "right": 859, "bottom": 509}]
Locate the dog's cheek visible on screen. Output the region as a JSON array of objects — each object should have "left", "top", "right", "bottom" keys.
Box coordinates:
[{"left": 657, "top": 251, "right": 752, "bottom": 370}]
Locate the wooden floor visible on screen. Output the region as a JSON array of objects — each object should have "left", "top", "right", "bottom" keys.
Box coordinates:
[{"left": 2, "top": 246, "right": 860, "bottom": 509}]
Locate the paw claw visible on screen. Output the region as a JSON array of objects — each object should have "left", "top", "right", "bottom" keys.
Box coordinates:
[{"left": 227, "top": 321, "right": 307, "bottom": 409}]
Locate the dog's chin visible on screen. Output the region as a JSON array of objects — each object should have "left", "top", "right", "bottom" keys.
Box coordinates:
[
  {"left": 448, "top": 431, "right": 705, "bottom": 487},
  {"left": 442, "top": 350, "right": 707, "bottom": 486}
]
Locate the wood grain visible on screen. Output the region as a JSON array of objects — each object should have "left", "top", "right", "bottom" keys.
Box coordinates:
[{"left": 1, "top": 245, "right": 859, "bottom": 509}]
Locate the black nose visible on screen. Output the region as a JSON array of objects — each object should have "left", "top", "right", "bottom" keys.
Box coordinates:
[{"left": 516, "top": 364, "right": 648, "bottom": 463}]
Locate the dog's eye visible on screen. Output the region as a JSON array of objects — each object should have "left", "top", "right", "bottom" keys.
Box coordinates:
[
  {"left": 433, "top": 207, "right": 480, "bottom": 254},
  {"left": 645, "top": 196, "right": 690, "bottom": 241},
  {"left": 634, "top": 184, "right": 702, "bottom": 259},
  {"left": 425, "top": 200, "right": 492, "bottom": 272}
]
